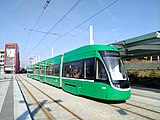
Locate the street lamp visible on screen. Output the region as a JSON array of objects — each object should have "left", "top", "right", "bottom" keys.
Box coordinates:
[{"left": 29, "top": 58, "right": 33, "bottom": 65}]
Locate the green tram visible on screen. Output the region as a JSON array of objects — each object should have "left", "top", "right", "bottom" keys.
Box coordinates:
[{"left": 27, "top": 44, "right": 131, "bottom": 101}]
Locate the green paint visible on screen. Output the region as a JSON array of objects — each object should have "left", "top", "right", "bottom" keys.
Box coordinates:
[{"left": 27, "top": 44, "right": 131, "bottom": 101}]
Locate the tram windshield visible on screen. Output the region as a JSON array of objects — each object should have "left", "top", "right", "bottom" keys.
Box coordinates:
[
  {"left": 99, "top": 51, "right": 127, "bottom": 81},
  {"left": 103, "top": 56, "right": 126, "bottom": 80}
]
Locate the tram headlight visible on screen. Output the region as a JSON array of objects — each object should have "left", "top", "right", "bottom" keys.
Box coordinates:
[{"left": 114, "top": 84, "right": 120, "bottom": 88}]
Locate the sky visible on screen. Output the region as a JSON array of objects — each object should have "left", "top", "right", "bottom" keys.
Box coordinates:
[{"left": 0, "top": 0, "right": 160, "bottom": 67}]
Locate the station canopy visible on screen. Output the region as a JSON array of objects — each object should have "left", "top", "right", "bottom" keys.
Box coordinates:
[{"left": 111, "top": 31, "right": 160, "bottom": 59}]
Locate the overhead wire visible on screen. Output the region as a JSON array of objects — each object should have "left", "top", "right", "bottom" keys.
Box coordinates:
[
  {"left": 72, "top": 0, "right": 138, "bottom": 44},
  {"left": 89, "top": 0, "right": 138, "bottom": 31},
  {"left": 25, "top": 0, "right": 82, "bottom": 59},
  {"left": 29, "top": 29, "right": 60, "bottom": 35},
  {"left": 31, "top": 0, "right": 138, "bottom": 47},
  {"left": 37, "top": 0, "right": 120, "bottom": 56},
  {"left": 22, "top": 0, "right": 52, "bottom": 54}
]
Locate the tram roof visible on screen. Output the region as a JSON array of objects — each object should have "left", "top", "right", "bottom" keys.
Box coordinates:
[
  {"left": 111, "top": 31, "right": 160, "bottom": 58},
  {"left": 64, "top": 44, "right": 118, "bottom": 56}
]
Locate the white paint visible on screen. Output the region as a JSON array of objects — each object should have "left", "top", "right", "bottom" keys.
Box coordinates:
[
  {"left": 89, "top": 25, "right": 94, "bottom": 45},
  {"left": 39, "top": 55, "right": 40, "bottom": 62},
  {"left": 102, "top": 87, "right": 106, "bottom": 90},
  {"left": 34, "top": 56, "right": 36, "bottom": 64},
  {"left": 150, "top": 56, "right": 152, "bottom": 61},
  {"left": 36, "top": 56, "right": 37, "bottom": 63},
  {"left": 157, "top": 32, "right": 160, "bottom": 38},
  {"left": 52, "top": 48, "right": 54, "bottom": 57}
]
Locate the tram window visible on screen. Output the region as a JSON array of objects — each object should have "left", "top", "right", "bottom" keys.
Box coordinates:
[
  {"left": 40, "top": 66, "right": 44, "bottom": 75},
  {"left": 46, "top": 64, "right": 60, "bottom": 76},
  {"left": 34, "top": 67, "right": 39, "bottom": 74},
  {"left": 53, "top": 64, "right": 60, "bottom": 76},
  {"left": 96, "top": 59, "right": 108, "bottom": 80},
  {"left": 63, "top": 63, "right": 72, "bottom": 77},
  {"left": 46, "top": 65, "right": 53, "bottom": 75},
  {"left": 63, "top": 60, "right": 83, "bottom": 79},
  {"left": 71, "top": 61, "right": 83, "bottom": 78},
  {"left": 84, "top": 58, "right": 94, "bottom": 80},
  {"left": 27, "top": 69, "right": 33, "bottom": 74},
  {"left": 31, "top": 70, "right": 33, "bottom": 74}
]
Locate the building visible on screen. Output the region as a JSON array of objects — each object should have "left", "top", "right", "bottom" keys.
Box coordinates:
[
  {"left": 4, "top": 43, "right": 20, "bottom": 74},
  {"left": 0, "top": 48, "right": 5, "bottom": 74}
]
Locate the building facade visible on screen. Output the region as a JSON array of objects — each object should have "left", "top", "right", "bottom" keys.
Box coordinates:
[
  {"left": 4, "top": 43, "right": 20, "bottom": 73},
  {"left": 0, "top": 49, "right": 5, "bottom": 74}
]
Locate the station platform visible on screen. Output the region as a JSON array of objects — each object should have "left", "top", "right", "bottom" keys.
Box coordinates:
[{"left": 0, "top": 74, "right": 31, "bottom": 120}]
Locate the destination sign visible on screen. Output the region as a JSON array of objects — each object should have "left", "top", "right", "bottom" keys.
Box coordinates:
[{"left": 99, "top": 51, "right": 120, "bottom": 57}]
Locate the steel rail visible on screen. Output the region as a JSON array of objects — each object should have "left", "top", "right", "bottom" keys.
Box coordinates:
[
  {"left": 125, "top": 102, "right": 160, "bottom": 114},
  {"left": 18, "top": 75, "right": 83, "bottom": 120},
  {"left": 132, "top": 93, "right": 160, "bottom": 101},
  {"left": 109, "top": 103, "right": 156, "bottom": 120},
  {"left": 20, "top": 74, "right": 159, "bottom": 120},
  {"left": 16, "top": 76, "right": 55, "bottom": 120}
]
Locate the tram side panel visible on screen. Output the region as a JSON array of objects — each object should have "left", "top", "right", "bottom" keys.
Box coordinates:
[
  {"left": 33, "top": 64, "right": 40, "bottom": 81},
  {"left": 62, "top": 53, "right": 83, "bottom": 95},
  {"left": 27, "top": 45, "right": 131, "bottom": 101},
  {"left": 44, "top": 55, "right": 62, "bottom": 88},
  {"left": 38, "top": 61, "right": 46, "bottom": 83}
]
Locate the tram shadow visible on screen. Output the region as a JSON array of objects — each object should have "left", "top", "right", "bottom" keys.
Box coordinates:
[{"left": 79, "top": 95, "right": 126, "bottom": 104}]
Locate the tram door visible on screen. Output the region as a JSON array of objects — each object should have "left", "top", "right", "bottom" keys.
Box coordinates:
[{"left": 82, "top": 58, "right": 108, "bottom": 99}]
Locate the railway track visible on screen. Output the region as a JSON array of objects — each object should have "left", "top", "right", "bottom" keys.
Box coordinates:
[
  {"left": 108, "top": 94, "right": 160, "bottom": 120},
  {"left": 125, "top": 102, "right": 160, "bottom": 114},
  {"left": 131, "top": 93, "right": 160, "bottom": 101},
  {"left": 16, "top": 75, "right": 83, "bottom": 120},
  {"left": 17, "top": 74, "right": 160, "bottom": 120},
  {"left": 16, "top": 76, "right": 55, "bottom": 120},
  {"left": 109, "top": 103, "right": 160, "bottom": 120}
]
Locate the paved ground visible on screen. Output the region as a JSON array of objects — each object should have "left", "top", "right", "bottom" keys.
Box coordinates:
[
  {"left": 131, "top": 86, "right": 160, "bottom": 107},
  {"left": 0, "top": 74, "right": 31, "bottom": 120},
  {"left": 0, "top": 76, "right": 10, "bottom": 113},
  {"left": 19, "top": 74, "right": 160, "bottom": 120},
  {"left": 0, "top": 75, "right": 13, "bottom": 120},
  {"left": 0, "top": 74, "right": 160, "bottom": 120}
]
